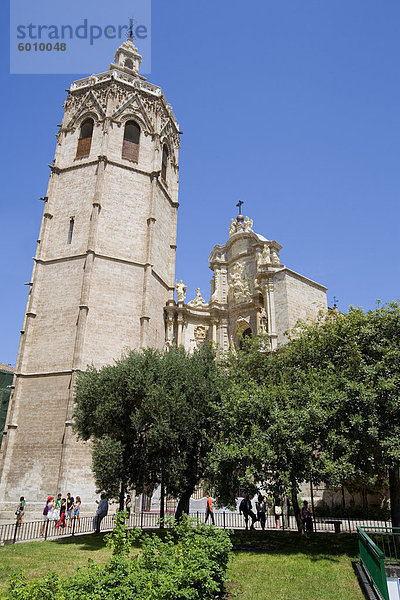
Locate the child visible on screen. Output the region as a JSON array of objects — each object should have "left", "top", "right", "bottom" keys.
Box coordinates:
[{"left": 56, "top": 498, "right": 67, "bottom": 532}]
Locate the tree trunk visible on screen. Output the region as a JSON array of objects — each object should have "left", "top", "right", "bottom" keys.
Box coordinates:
[
  {"left": 160, "top": 472, "right": 165, "bottom": 529},
  {"left": 175, "top": 488, "right": 193, "bottom": 522},
  {"left": 310, "top": 480, "right": 316, "bottom": 533},
  {"left": 291, "top": 481, "right": 302, "bottom": 533},
  {"left": 389, "top": 466, "right": 400, "bottom": 528},
  {"left": 119, "top": 480, "right": 126, "bottom": 512}
]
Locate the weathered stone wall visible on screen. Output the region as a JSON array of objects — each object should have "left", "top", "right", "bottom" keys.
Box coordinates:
[
  {"left": 0, "top": 45, "right": 180, "bottom": 519},
  {"left": 275, "top": 269, "right": 327, "bottom": 346}
]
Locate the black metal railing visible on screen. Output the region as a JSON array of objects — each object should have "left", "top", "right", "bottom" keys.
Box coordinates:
[{"left": 0, "top": 512, "right": 391, "bottom": 545}]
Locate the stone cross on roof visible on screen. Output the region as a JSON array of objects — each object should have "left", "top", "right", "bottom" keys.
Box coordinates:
[
  {"left": 236, "top": 200, "right": 244, "bottom": 215},
  {"left": 128, "top": 17, "right": 134, "bottom": 40}
]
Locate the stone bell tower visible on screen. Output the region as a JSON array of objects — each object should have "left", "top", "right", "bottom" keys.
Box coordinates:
[{"left": 0, "top": 40, "right": 180, "bottom": 517}]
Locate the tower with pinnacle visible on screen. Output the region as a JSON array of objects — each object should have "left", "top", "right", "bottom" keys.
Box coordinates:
[{"left": 0, "top": 40, "right": 180, "bottom": 516}]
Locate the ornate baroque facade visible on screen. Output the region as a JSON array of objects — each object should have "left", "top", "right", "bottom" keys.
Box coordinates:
[{"left": 167, "top": 212, "right": 327, "bottom": 353}]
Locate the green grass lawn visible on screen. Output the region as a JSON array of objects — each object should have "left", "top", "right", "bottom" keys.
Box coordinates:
[
  {"left": 0, "top": 534, "right": 112, "bottom": 590},
  {"left": 228, "top": 530, "right": 364, "bottom": 600},
  {"left": 0, "top": 530, "right": 364, "bottom": 599}
]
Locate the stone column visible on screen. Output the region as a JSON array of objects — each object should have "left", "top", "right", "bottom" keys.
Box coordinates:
[
  {"left": 211, "top": 320, "right": 218, "bottom": 345},
  {"left": 262, "top": 279, "right": 278, "bottom": 350},
  {"left": 219, "top": 319, "right": 229, "bottom": 354},
  {"left": 177, "top": 314, "right": 185, "bottom": 346}
]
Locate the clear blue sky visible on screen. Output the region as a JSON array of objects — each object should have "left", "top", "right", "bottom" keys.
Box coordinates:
[{"left": 1, "top": 0, "right": 399, "bottom": 366}]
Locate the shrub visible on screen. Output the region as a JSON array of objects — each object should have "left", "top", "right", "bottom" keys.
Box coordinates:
[{"left": 3, "top": 514, "right": 232, "bottom": 600}]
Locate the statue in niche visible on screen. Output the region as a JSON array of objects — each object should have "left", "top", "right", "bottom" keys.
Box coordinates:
[
  {"left": 258, "top": 245, "right": 271, "bottom": 266},
  {"left": 258, "top": 307, "right": 268, "bottom": 335},
  {"left": 271, "top": 249, "right": 280, "bottom": 265},
  {"left": 228, "top": 262, "right": 251, "bottom": 303},
  {"left": 175, "top": 279, "right": 187, "bottom": 302},
  {"left": 187, "top": 288, "right": 206, "bottom": 307}
]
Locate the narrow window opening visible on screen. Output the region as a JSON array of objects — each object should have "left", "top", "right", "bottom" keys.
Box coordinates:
[
  {"left": 161, "top": 144, "right": 169, "bottom": 181},
  {"left": 125, "top": 58, "right": 134, "bottom": 69},
  {"left": 67, "top": 217, "right": 75, "bottom": 244},
  {"left": 76, "top": 118, "right": 94, "bottom": 158},
  {"left": 122, "top": 120, "right": 140, "bottom": 162},
  {"left": 239, "top": 327, "right": 252, "bottom": 350}
]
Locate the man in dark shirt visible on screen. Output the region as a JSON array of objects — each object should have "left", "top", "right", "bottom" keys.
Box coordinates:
[
  {"left": 66, "top": 492, "right": 74, "bottom": 526},
  {"left": 93, "top": 493, "right": 109, "bottom": 534},
  {"left": 239, "top": 494, "right": 257, "bottom": 530}
]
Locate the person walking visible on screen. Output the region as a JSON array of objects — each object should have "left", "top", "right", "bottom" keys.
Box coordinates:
[
  {"left": 125, "top": 494, "right": 132, "bottom": 519},
  {"left": 93, "top": 493, "right": 108, "bottom": 534},
  {"left": 273, "top": 496, "right": 282, "bottom": 529},
  {"left": 205, "top": 493, "right": 215, "bottom": 525},
  {"left": 239, "top": 495, "right": 257, "bottom": 530},
  {"left": 255, "top": 494, "right": 266, "bottom": 530},
  {"left": 301, "top": 500, "right": 313, "bottom": 535},
  {"left": 15, "top": 496, "right": 25, "bottom": 527},
  {"left": 40, "top": 496, "right": 53, "bottom": 536}
]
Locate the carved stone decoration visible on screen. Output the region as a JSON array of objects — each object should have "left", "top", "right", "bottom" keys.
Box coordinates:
[
  {"left": 271, "top": 249, "right": 280, "bottom": 265},
  {"left": 243, "top": 216, "right": 253, "bottom": 232},
  {"left": 258, "top": 245, "right": 271, "bottom": 266},
  {"left": 112, "top": 39, "right": 142, "bottom": 74},
  {"left": 112, "top": 93, "right": 154, "bottom": 132},
  {"left": 258, "top": 307, "right": 268, "bottom": 335},
  {"left": 193, "top": 325, "right": 208, "bottom": 347},
  {"left": 160, "top": 119, "right": 180, "bottom": 157},
  {"left": 187, "top": 288, "right": 206, "bottom": 307},
  {"left": 228, "top": 215, "right": 253, "bottom": 236},
  {"left": 65, "top": 90, "right": 106, "bottom": 130},
  {"left": 228, "top": 262, "right": 251, "bottom": 303},
  {"left": 175, "top": 280, "right": 187, "bottom": 302}
]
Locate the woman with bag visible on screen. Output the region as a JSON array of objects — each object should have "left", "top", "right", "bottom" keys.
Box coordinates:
[
  {"left": 40, "top": 496, "right": 53, "bottom": 536},
  {"left": 15, "top": 496, "right": 25, "bottom": 527},
  {"left": 273, "top": 496, "right": 282, "bottom": 528}
]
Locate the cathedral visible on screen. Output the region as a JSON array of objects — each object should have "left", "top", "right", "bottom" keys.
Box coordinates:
[{"left": 0, "top": 40, "right": 327, "bottom": 518}]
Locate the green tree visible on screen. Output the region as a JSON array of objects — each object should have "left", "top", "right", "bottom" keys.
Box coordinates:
[
  {"left": 210, "top": 336, "right": 329, "bottom": 530},
  {"left": 212, "top": 302, "right": 400, "bottom": 528},
  {"left": 74, "top": 348, "right": 162, "bottom": 510},
  {"left": 280, "top": 302, "right": 400, "bottom": 526},
  {"left": 73, "top": 344, "right": 221, "bottom": 519}
]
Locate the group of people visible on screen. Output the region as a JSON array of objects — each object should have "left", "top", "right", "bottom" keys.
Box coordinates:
[
  {"left": 16, "top": 491, "right": 132, "bottom": 536},
  {"left": 40, "top": 493, "right": 81, "bottom": 535},
  {"left": 239, "top": 494, "right": 314, "bottom": 534},
  {"left": 239, "top": 494, "right": 270, "bottom": 530},
  {"left": 18, "top": 490, "right": 313, "bottom": 535}
]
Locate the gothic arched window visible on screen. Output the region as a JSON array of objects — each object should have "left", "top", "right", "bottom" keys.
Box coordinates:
[
  {"left": 76, "top": 118, "right": 94, "bottom": 158},
  {"left": 122, "top": 120, "right": 140, "bottom": 162},
  {"left": 161, "top": 144, "right": 169, "bottom": 181}
]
